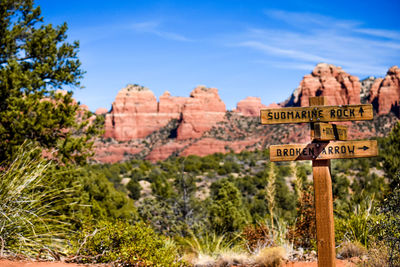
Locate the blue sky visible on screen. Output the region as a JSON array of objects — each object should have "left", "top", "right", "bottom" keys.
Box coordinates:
[{"left": 37, "top": 0, "right": 400, "bottom": 111}]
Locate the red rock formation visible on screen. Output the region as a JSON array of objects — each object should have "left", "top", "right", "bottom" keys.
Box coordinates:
[
  {"left": 369, "top": 66, "right": 400, "bottom": 115},
  {"left": 177, "top": 86, "right": 226, "bottom": 140},
  {"left": 145, "top": 141, "right": 190, "bottom": 162},
  {"left": 236, "top": 97, "right": 267, "bottom": 116},
  {"left": 103, "top": 85, "right": 226, "bottom": 142},
  {"left": 291, "top": 63, "right": 361, "bottom": 106},
  {"left": 92, "top": 65, "right": 400, "bottom": 164},
  {"left": 158, "top": 91, "right": 187, "bottom": 114},
  {"left": 95, "top": 107, "right": 108, "bottom": 115},
  {"left": 104, "top": 85, "right": 162, "bottom": 141},
  {"left": 180, "top": 138, "right": 262, "bottom": 157},
  {"left": 95, "top": 143, "right": 143, "bottom": 163}
]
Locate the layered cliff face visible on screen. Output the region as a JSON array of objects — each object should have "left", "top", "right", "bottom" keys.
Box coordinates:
[
  {"left": 104, "top": 85, "right": 159, "bottom": 141},
  {"left": 177, "top": 86, "right": 226, "bottom": 139},
  {"left": 103, "top": 85, "right": 226, "bottom": 141},
  {"left": 369, "top": 66, "right": 400, "bottom": 115},
  {"left": 287, "top": 63, "right": 361, "bottom": 106},
  {"left": 236, "top": 97, "right": 266, "bottom": 116},
  {"left": 95, "top": 64, "right": 400, "bottom": 163}
]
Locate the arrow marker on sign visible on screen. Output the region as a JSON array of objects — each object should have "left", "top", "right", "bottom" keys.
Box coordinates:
[
  {"left": 359, "top": 107, "right": 364, "bottom": 116},
  {"left": 358, "top": 146, "right": 369, "bottom": 151}
]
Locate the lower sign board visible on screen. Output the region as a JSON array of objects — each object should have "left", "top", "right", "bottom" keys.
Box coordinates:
[
  {"left": 314, "top": 123, "right": 347, "bottom": 141},
  {"left": 270, "top": 140, "right": 378, "bottom": 162}
]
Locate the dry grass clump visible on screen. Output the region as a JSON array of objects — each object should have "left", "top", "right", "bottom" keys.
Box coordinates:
[
  {"left": 363, "top": 242, "right": 389, "bottom": 267},
  {"left": 253, "top": 246, "right": 286, "bottom": 267},
  {"left": 338, "top": 241, "right": 367, "bottom": 259},
  {"left": 215, "top": 251, "right": 252, "bottom": 266},
  {"left": 192, "top": 253, "right": 216, "bottom": 267},
  {"left": 242, "top": 223, "right": 274, "bottom": 253},
  {"left": 0, "top": 144, "right": 72, "bottom": 256},
  {"left": 189, "top": 246, "right": 287, "bottom": 267}
]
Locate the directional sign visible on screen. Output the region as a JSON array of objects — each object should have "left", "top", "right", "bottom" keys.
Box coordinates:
[
  {"left": 270, "top": 140, "right": 378, "bottom": 162},
  {"left": 260, "top": 104, "right": 373, "bottom": 124},
  {"left": 314, "top": 123, "right": 348, "bottom": 141}
]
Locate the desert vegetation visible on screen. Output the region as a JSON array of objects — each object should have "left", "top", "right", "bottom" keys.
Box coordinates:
[{"left": 0, "top": 0, "right": 399, "bottom": 266}]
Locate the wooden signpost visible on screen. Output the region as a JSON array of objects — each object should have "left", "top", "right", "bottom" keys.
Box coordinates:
[
  {"left": 260, "top": 97, "right": 378, "bottom": 267},
  {"left": 270, "top": 140, "right": 377, "bottom": 162},
  {"left": 314, "top": 123, "right": 348, "bottom": 141},
  {"left": 260, "top": 104, "right": 373, "bottom": 124}
]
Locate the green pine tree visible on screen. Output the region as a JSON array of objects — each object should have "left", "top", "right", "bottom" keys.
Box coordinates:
[
  {"left": 0, "top": 0, "right": 102, "bottom": 164},
  {"left": 209, "top": 178, "right": 248, "bottom": 234}
]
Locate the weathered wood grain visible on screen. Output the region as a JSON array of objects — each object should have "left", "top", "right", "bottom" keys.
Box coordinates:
[
  {"left": 314, "top": 122, "right": 348, "bottom": 141},
  {"left": 269, "top": 140, "right": 378, "bottom": 162},
  {"left": 312, "top": 159, "right": 336, "bottom": 267},
  {"left": 260, "top": 104, "right": 373, "bottom": 124}
]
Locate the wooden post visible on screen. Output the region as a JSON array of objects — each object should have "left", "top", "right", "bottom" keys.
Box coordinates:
[
  {"left": 262, "top": 97, "right": 376, "bottom": 266},
  {"left": 309, "top": 96, "right": 336, "bottom": 267}
]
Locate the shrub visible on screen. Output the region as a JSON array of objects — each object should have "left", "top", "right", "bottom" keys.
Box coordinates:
[
  {"left": 338, "top": 241, "right": 366, "bottom": 259},
  {"left": 287, "top": 185, "right": 316, "bottom": 250},
  {"left": 375, "top": 170, "right": 400, "bottom": 265},
  {"left": 126, "top": 179, "right": 141, "bottom": 200},
  {"left": 241, "top": 223, "right": 274, "bottom": 253},
  {"left": 0, "top": 144, "right": 73, "bottom": 255},
  {"left": 70, "top": 220, "right": 183, "bottom": 266},
  {"left": 253, "top": 246, "right": 286, "bottom": 267},
  {"left": 364, "top": 241, "right": 389, "bottom": 267},
  {"left": 335, "top": 199, "right": 380, "bottom": 248},
  {"left": 209, "top": 179, "right": 249, "bottom": 234},
  {"left": 182, "top": 232, "right": 236, "bottom": 257}
]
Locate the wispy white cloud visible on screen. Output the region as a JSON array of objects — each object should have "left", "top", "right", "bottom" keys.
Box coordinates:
[
  {"left": 234, "top": 10, "right": 400, "bottom": 76},
  {"left": 353, "top": 28, "right": 400, "bottom": 40},
  {"left": 239, "top": 41, "right": 331, "bottom": 63},
  {"left": 264, "top": 9, "right": 360, "bottom": 30},
  {"left": 131, "top": 21, "right": 192, "bottom": 42}
]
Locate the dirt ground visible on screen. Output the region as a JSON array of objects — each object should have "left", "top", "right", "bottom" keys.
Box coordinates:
[
  {"left": 0, "top": 259, "right": 356, "bottom": 267},
  {"left": 283, "top": 259, "right": 356, "bottom": 266}
]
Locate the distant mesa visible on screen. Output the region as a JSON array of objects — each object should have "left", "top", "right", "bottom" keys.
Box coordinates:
[
  {"left": 79, "top": 104, "right": 89, "bottom": 111},
  {"left": 284, "top": 63, "right": 361, "bottom": 107},
  {"left": 103, "top": 84, "right": 226, "bottom": 141},
  {"left": 236, "top": 97, "right": 267, "bottom": 116},
  {"left": 177, "top": 86, "right": 226, "bottom": 140},
  {"left": 95, "top": 107, "right": 108, "bottom": 115},
  {"left": 369, "top": 65, "right": 400, "bottom": 115},
  {"left": 93, "top": 64, "right": 400, "bottom": 163}
]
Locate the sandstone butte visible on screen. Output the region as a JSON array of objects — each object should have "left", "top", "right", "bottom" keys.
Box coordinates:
[
  {"left": 286, "top": 63, "right": 361, "bottom": 107},
  {"left": 369, "top": 65, "right": 400, "bottom": 115},
  {"left": 104, "top": 84, "right": 227, "bottom": 141},
  {"left": 94, "top": 64, "right": 400, "bottom": 163}
]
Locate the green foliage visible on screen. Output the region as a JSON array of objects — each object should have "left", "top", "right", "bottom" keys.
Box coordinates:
[
  {"left": 376, "top": 171, "right": 400, "bottom": 265},
  {"left": 126, "top": 179, "right": 141, "bottom": 200},
  {"left": 288, "top": 185, "right": 316, "bottom": 250},
  {"left": 181, "top": 231, "right": 238, "bottom": 258},
  {"left": 41, "top": 162, "right": 137, "bottom": 230},
  {"left": 0, "top": 144, "right": 73, "bottom": 255},
  {"left": 0, "top": 0, "right": 101, "bottom": 164},
  {"left": 335, "top": 199, "right": 381, "bottom": 248},
  {"left": 80, "top": 169, "right": 137, "bottom": 221},
  {"left": 209, "top": 179, "right": 249, "bottom": 234},
  {"left": 71, "top": 220, "right": 183, "bottom": 266},
  {"left": 138, "top": 198, "right": 179, "bottom": 235},
  {"left": 381, "top": 122, "right": 400, "bottom": 187},
  {"left": 240, "top": 223, "right": 274, "bottom": 253}
]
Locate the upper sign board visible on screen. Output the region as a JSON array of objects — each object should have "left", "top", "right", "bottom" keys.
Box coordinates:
[
  {"left": 260, "top": 104, "right": 373, "bottom": 124},
  {"left": 269, "top": 140, "right": 378, "bottom": 162}
]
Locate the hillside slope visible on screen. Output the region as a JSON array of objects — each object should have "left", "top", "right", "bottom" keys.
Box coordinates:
[{"left": 93, "top": 64, "right": 400, "bottom": 163}]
